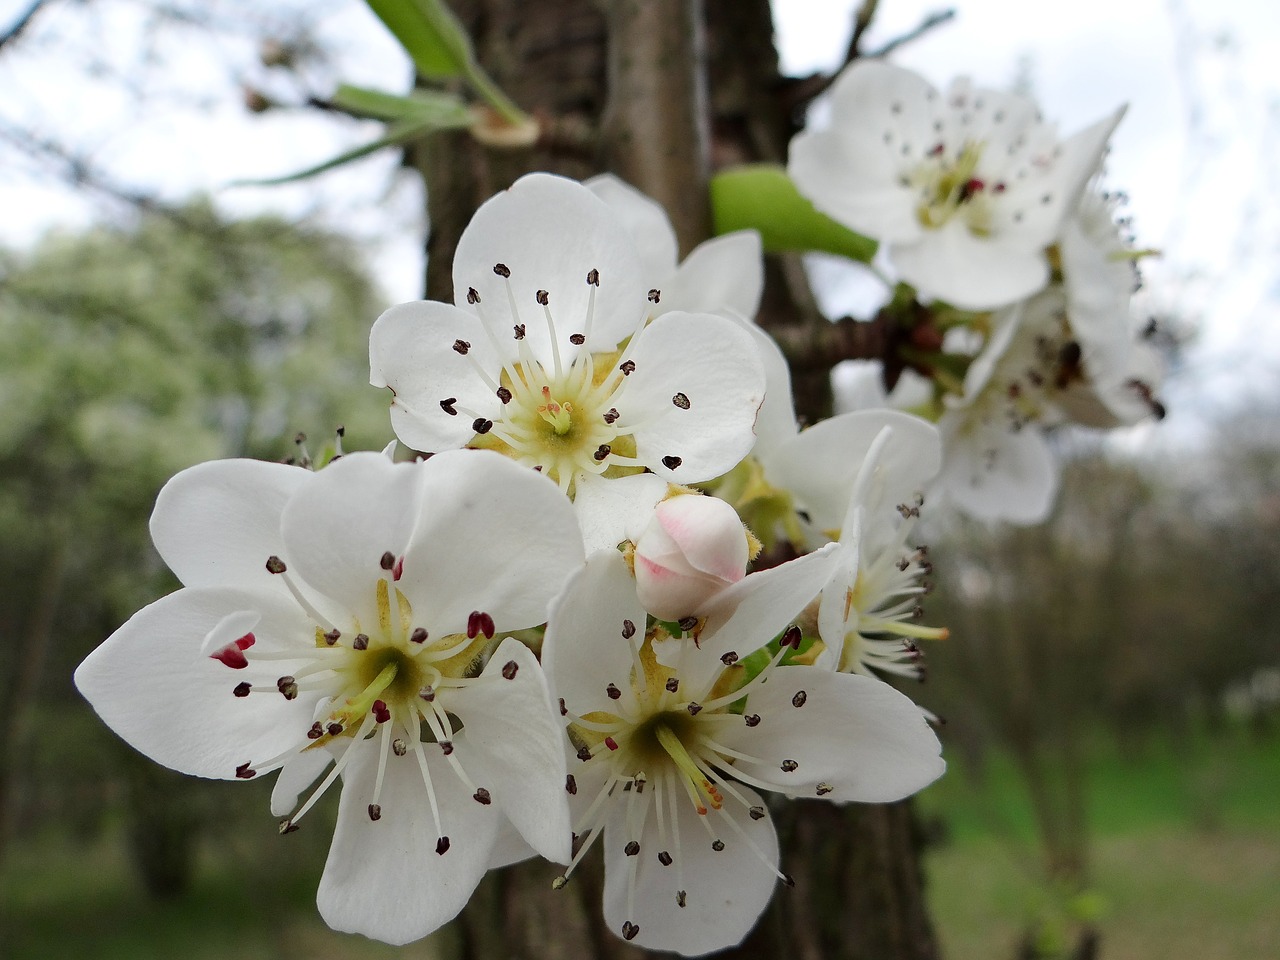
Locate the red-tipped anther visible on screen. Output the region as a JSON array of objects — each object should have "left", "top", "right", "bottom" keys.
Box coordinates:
[
  {"left": 392, "top": 556, "right": 404, "bottom": 581},
  {"left": 604, "top": 736, "right": 619, "bottom": 751},
  {"left": 372, "top": 700, "right": 391, "bottom": 723},
  {"left": 210, "top": 632, "right": 256, "bottom": 669}
]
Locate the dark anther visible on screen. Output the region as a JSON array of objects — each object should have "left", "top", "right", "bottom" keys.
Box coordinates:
[
  {"left": 577, "top": 745, "right": 592, "bottom": 762},
  {"left": 278, "top": 819, "right": 299, "bottom": 835},
  {"left": 602, "top": 407, "right": 620, "bottom": 424},
  {"left": 783, "top": 874, "right": 796, "bottom": 888},
  {"left": 535, "top": 289, "right": 549, "bottom": 306},
  {"left": 419, "top": 686, "right": 436, "bottom": 703},
  {"left": 792, "top": 690, "right": 808, "bottom": 708},
  {"left": 606, "top": 682, "right": 622, "bottom": 700},
  {"left": 781, "top": 759, "right": 799, "bottom": 773},
  {"left": 473, "top": 418, "right": 494, "bottom": 435},
  {"left": 647, "top": 289, "right": 661, "bottom": 303},
  {"left": 452, "top": 339, "right": 471, "bottom": 355},
  {"left": 277, "top": 677, "right": 298, "bottom": 700},
  {"left": 352, "top": 634, "right": 369, "bottom": 651},
  {"left": 502, "top": 660, "right": 519, "bottom": 680},
  {"left": 380, "top": 551, "right": 396, "bottom": 570},
  {"left": 566, "top": 774, "right": 577, "bottom": 795},
  {"left": 436, "top": 836, "right": 451, "bottom": 855},
  {"left": 622, "top": 921, "right": 639, "bottom": 941},
  {"left": 621, "top": 619, "right": 636, "bottom": 639},
  {"left": 233, "top": 682, "right": 252, "bottom": 698},
  {"left": 473, "top": 788, "right": 492, "bottom": 805},
  {"left": 392, "top": 738, "right": 408, "bottom": 756},
  {"left": 619, "top": 359, "right": 636, "bottom": 376},
  {"left": 594, "top": 444, "right": 611, "bottom": 462},
  {"left": 587, "top": 268, "right": 600, "bottom": 286},
  {"left": 440, "top": 397, "right": 458, "bottom": 416},
  {"left": 749, "top": 806, "right": 766, "bottom": 820},
  {"left": 467, "top": 610, "right": 496, "bottom": 639},
  {"left": 711, "top": 839, "right": 725, "bottom": 852},
  {"left": 658, "top": 850, "right": 673, "bottom": 866},
  {"left": 496, "top": 386, "right": 512, "bottom": 404},
  {"left": 677, "top": 615, "right": 698, "bottom": 631},
  {"left": 721, "top": 651, "right": 739, "bottom": 665},
  {"left": 782, "top": 625, "right": 802, "bottom": 649},
  {"left": 559, "top": 697, "right": 568, "bottom": 716},
  {"left": 295, "top": 432, "right": 307, "bottom": 445},
  {"left": 672, "top": 392, "right": 690, "bottom": 410},
  {"left": 744, "top": 713, "right": 761, "bottom": 727},
  {"left": 513, "top": 323, "right": 526, "bottom": 340},
  {"left": 467, "top": 286, "right": 480, "bottom": 304},
  {"left": 372, "top": 700, "right": 391, "bottom": 723},
  {"left": 816, "top": 783, "right": 833, "bottom": 796},
  {"left": 663, "top": 455, "right": 683, "bottom": 470},
  {"left": 665, "top": 677, "right": 679, "bottom": 693},
  {"left": 493, "top": 262, "right": 511, "bottom": 278},
  {"left": 265, "top": 555, "right": 287, "bottom": 574},
  {"left": 235, "top": 762, "right": 256, "bottom": 780},
  {"left": 440, "top": 741, "right": 454, "bottom": 756},
  {"left": 624, "top": 840, "right": 640, "bottom": 857},
  {"left": 368, "top": 803, "right": 382, "bottom": 821},
  {"left": 676, "top": 890, "right": 687, "bottom": 908},
  {"left": 327, "top": 722, "right": 344, "bottom": 736},
  {"left": 687, "top": 702, "right": 703, "bottom": 716},
  {"left": 325, "top": 629, "right": 342, "bottom": 645},
  {"left": 410, "top": 627, "right": 428, "bottom": 644},
  {"left": 569, "top": 333, "right": 585, "bottom": 345}
]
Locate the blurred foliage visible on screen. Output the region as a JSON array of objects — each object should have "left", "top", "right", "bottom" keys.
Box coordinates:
[{"left": 0, "top": 201, "right": 392, "bottom": 878}]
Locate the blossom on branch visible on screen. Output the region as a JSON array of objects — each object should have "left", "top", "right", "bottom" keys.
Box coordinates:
[{"left": 75, "top": 450, "right": 584, "bottom": 944}]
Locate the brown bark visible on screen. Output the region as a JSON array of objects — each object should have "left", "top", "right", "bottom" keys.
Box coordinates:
[{"left": 408, "top": 3, "right": 940, "bottom": 957}]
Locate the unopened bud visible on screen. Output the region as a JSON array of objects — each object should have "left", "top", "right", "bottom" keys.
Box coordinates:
[{"left": 633, "top": 494, "right": 749, "bottom": 620}]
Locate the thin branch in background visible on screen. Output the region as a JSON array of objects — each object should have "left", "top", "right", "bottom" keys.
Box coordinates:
[
  {"left": 864, "top": 8, "right": 956, "bottom": 59},
  {"left": 0, "top": 0, "right": 51, "bottom": 51}
]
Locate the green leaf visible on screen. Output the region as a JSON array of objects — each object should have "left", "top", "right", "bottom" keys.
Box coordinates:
[
  {"left": 364, "top": 0, "right": 474, "bottom": 80},
  {"left": 710, "top": 164, "right": 878, "bottom": 263},
  {"left": 330, "top": 83, "right": 472, "bottom": 125},
  {"left": 232, "top": 118, "right": 462, "bottom": 187}
]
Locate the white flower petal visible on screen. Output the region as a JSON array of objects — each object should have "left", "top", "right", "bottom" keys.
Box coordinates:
[
  {"left": 739, "top": 319, "right": 798, "bottom": 458},
  {"left": 369, "top": 300, "right": 503, "bottom": 453},
  {"left": 150, "top": 458, "right": 310, "bottom": 592},
  {"left": 74, "top": 587, "right": 317, "bottom": 780},
  {"left": 280, "top": 452, "right": 427, "bottom": 629},
  {"left": 543, "top": 551, "right": 647, "bottom": 718},
  {"left": 661, "top": 231, "right": 764, "bottom": 321},
  {"left": 719, "top": 667, "right": 944, "bottom": 803},
  {"left": 571, "top": 471, "right": 669, "bottom": 554},
  {"left": 938, "top": 416, "right": 1058, "bottom": 524},
  {"left": 271, "top": 748, "right": 333, "bottom": 817},
  {"left": 317, "top": 744, "right": 498, "bottom": 945},
  {"left": 447, "top": 637, "right": 572, "bottom": 865},
  {"left": 601, "top": 782, "right": 778, "bottom": 956},
  {"left": 397, "top": 449, "right": 585, "bottom": 635},
  {"left": 621, "top": 311, "right": 765, "bottom": 482},
  {"left": 891, "top": 220, "right": 1049, "bottom": 310},
  {"left": 453, "top": 173, "right": 648, "bottom": 358},
  {"left": 586, "top": 173, "right": 679, "bottom": 281}
]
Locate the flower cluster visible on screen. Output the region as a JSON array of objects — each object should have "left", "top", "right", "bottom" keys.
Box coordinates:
[
  {"left": 76, "top": 57, "right": 1160, "bottom": 953},
  {"left": 794, "top": 60, "right": 1165, "bottom": 524}
]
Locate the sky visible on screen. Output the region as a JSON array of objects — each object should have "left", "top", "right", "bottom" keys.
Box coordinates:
[{"left": 1, "top": 0, "right": 1277, "bottom": 431}]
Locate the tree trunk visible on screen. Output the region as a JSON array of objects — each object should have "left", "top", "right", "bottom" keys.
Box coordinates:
[{"left": 410, "top": 2, "right": 940, "bottom": 957}]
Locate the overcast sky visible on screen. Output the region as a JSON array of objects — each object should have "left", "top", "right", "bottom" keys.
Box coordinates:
[{"left": 1, "top": 0, "right": 1276, "bottom": 428}]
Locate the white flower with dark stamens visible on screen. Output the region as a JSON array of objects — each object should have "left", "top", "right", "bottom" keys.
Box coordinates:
[
  {"left": 542, "top": 549, "right": 943, "bottom": 956},
  {"left": 789, "top": 60, "right": 1124, "bottom": 310},
  {"left": 75, "top": 450, "right": 584, "bottom": 945},
  {"left": 586, "top": 173, "right": 764, "bottom": 321},
  {"left": 813, "top": 413, "right": 948, "bottom": 681},
  {"left": 369, "top": 174, "right": 767, "bottom": 552}
]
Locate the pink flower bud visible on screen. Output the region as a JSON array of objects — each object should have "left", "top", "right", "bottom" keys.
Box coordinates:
[{"left": 633, "top": 495, "right": 748, "bottom": 620}]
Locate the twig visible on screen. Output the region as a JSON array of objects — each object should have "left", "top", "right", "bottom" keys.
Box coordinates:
[
  {"left": 0, "top": 0, "right": 49, "bottom": 51},
  {"left": 864, "top": 8, "right": 956, "bottom": 59}
]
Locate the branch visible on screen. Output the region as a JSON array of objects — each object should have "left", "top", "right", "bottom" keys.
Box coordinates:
[
  {"left": 0, "top": 0, "right": 49, "bottom": 51},
  {"left": 864, "top": 8, "right": 956, "bottom": 59}
]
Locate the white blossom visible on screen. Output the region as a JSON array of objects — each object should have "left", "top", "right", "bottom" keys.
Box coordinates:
[
  {"left": 543, "top": 550, "right": 943, "bottom": 955},
  {"left": 75, "top": 450, "right": 584, "bottom": 944},
  {"left": 789, "top": 60, "right": 1123, "bottom": 310}
]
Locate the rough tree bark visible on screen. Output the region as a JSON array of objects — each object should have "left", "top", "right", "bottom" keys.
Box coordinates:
[{"left": 407, "top": 2, "right": 941, "bottom": 957}]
